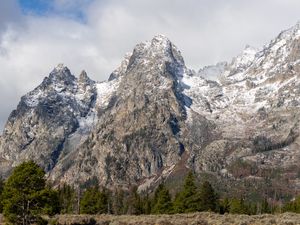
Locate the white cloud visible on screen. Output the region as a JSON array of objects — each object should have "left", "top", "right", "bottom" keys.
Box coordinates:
[
  {"left": 0, "top": 0, "right": 300, "bottom": 131},
  {"left": 0, "top": 0, "right": 21, "bottom": 37}
]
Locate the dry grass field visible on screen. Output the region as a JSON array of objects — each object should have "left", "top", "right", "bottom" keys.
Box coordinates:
[{"left": 52, "top": 212, "right": 300, "bottom": 225}]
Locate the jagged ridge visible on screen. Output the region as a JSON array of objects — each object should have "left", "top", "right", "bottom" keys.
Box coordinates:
[{"left": 1, "top": 25, "right": 300, "bottom": 198}]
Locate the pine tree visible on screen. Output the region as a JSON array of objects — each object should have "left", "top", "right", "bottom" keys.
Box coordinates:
[
  {"left": 229, "top": 198, "right": 248, "bottom": 214},
  {"left": 198, "top": 181, "right": 217, "bottom": 212},
  {"left": 141, "top": 193, "right": 152, "bottom": 215},
  {"left": 173, "top": 171, "right": 199, "bottom": 213},
  {"left": 219, "top": 197, "right": 230, "bottom": 214},
  {"left": 58, "top": 184, "right": 76, "bottom": 214},
  {"left": 283, "top": 195, "right": 300, "bottom": 213},
  {"left": 80, "top": 187, "right": 108, "bottom": 214},
  {"left": 0, "top": 177, "right": 4, "bottom": 213},
  {"left": 126, "top": 186, "right": 143, "bottom": 215},
  {"left": 111, "top": 188, "right": 126, "bottom": 215},
  {"left": 293, "top": 196, "right": 300, "bottom": 213},
  {"left": 39, "top": 187, "right": 60, "bottom": 216},
  {"left": 104, "top": 188, "right": 113, "bottom": 214},
  {"left": 2, "top": 161, "right": 59, "bottom": 225},
  {"left": 151, "top": 184, "right": 173, "bottom": 214},
  {"left": 261, "top": 198, "right": 271, "bottom": 214}
]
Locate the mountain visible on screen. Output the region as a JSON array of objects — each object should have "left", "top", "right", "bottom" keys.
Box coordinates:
[
  {"left": 1, "top": 24, "right": 300, "bottom": 198},
  {"left": 0, "top": 65, "right": 98, "bottom": 175}
]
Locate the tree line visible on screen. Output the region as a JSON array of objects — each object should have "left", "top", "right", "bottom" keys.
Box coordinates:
[{"left": 0, "top": 161, "right": 299, "bottom": 225}]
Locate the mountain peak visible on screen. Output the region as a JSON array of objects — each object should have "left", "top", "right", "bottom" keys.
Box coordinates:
[
  {"left": 277, "top": 22, "right": 300, "bottom": 40},
  {"left": 51, "top": 63, "right": 72, "bottom": 75},
  {"left": 126, "top": 35, "right": 185, "bottom": 72},
  {"left": 79, "top": 70, "right": 88, "bottom": 80},
  {"left": 152, "top": 34, "right": 169, "bottom": 40},
  {"left": 132, "top": 34, "right": 173, "bottom": 55},
  {"left": 266, "top": 22, "right": 300, "bottom": 53},
  {"left": 79, "top": 70, "right": 95, "bottom": 86},
  {"left": 150, "top": 34, "right": 171, "bottom": 46},
  {"left": 226, "top": 44, "right": 257, "bottom": 75},
  {"left": 148, "top": 34, "right": 174, "bottom": 53},
  {"left": 49, "top": 64, "right": 75, "bottom": 83},
  {"left": 243, "top": 45, "right": 258, "bottom": 52},
  {"left": 54, "top": 63, "right": 65, "bottom": 71},
  {"left": 50, "top": 63, "right": 72, "bottom": 75}
]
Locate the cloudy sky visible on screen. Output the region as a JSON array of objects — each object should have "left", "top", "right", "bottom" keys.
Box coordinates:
[{"left": 0, "top": 0, "right": 300, "bottom": 131}]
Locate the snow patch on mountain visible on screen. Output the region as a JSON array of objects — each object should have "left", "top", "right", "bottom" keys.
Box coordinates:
[{"left": 96, "top": 79, "right": 120, "bottom": 108}]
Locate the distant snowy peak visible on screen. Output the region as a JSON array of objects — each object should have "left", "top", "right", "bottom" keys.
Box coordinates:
[
  {"left": 246, "top": 23, "right": 300, "bottom": 78},
  {"left": 233, "top": 45, "right": 258, "bottom": 68},
  {"left": 224, "top": 45, "right": 258, "bottom": 77},
  {"left": 208, "top": 22, "right": 300, "bottom": 114},
  {"left": 274, "top": 21, "right": 300, "bottom": 42},
  {"left": 218, "top": 23, "right": 300, "bottom": 85},
  {"left": 256, "top": 22, "right": 300, "bottom": 63},
  {"left": 198, "top": 62, "right": 226, "bottom": 81},
  {"left": 256, "top": 22, "right": 300, "bottom": 72}
]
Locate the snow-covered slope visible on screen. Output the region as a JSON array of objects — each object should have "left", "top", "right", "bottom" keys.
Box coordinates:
[{"left": 183, "top": 23, "right": 300, "bottom": 186}]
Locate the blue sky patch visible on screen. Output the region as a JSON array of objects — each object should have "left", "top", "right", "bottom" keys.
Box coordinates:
[
  {"left": 18, "top": 0, "right": 52, "bottom": 15},
  {"left": 17, "top": 0, "right": 90, "bottom": 22}
]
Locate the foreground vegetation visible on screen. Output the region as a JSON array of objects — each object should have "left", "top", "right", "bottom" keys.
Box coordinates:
[
  {"left": 52, "top": 212, "right": 300, "bottom": 225},
  {"left": 0, "top": 162, "right": 300, "bottom": 224}
]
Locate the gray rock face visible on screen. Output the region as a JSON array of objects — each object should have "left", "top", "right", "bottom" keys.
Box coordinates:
[
  {"left": 48, "top": 35, "right": 190, "bottom": 188},
  {"left": 1, "top": 24, "right": 300, "bottom": 197},
  {"left": 0, "top": 64, "right": 97, "bottom": 175}
]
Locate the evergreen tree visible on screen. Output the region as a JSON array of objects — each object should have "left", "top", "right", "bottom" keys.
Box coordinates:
[
  {"left": 229, "top": 198, "right": 248, "bottom": 214},
  {"left": 80, "top": 187, "right": 108, "bottom": 214},
  {"left": 261, "top": 198, "right": 271, "bottom": 214},
  {"left": 2, "top": 161, "right": 58, "bottom": 225},
  {"left": 173, "top": 172, "right": 199, "bottom": 213},
  {"left": 293, "top": 195, "right": 300, "bottom": 213},
  {"left": 152, "top": 184, "right": 164, "bottom": 209},
  {"left": 39, "top": 188, "right": 60, "bottom": 216},
  {"left": 248, "top": 202, "right": 257, "bottom": 215},
  {"left": 151, "top": 184, "right": 173, "bottom": 214},
  {"left": 198, "top": 181, "right": 217, "bottom": 212},
  {"left": 58, "top": 184, "right": 76, "bottom": 214},
  {"left": 219, "top": 197, "right": 230, "bottom": 214},
  {"left": 126, "top": 186, "right": 143, "bottom": 215},
  {"left": 283, "top": 195, "right": 300, "bottom": 213},
  {"left": 0, "top": 177, "right": 4, "bottom": 213},
  {"left": 104, "top": 188, "right": 113, "bottom": 214},
  {"left": 111, "top": 188, "right": 126, "bottom": 215},
  {"left": 142, "top": 193, "right": 152, "bottom": 215}
]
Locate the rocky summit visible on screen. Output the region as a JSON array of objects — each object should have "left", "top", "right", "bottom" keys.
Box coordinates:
[{"left": 1, "top": 24, "right": 300, "bottom": 198}]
